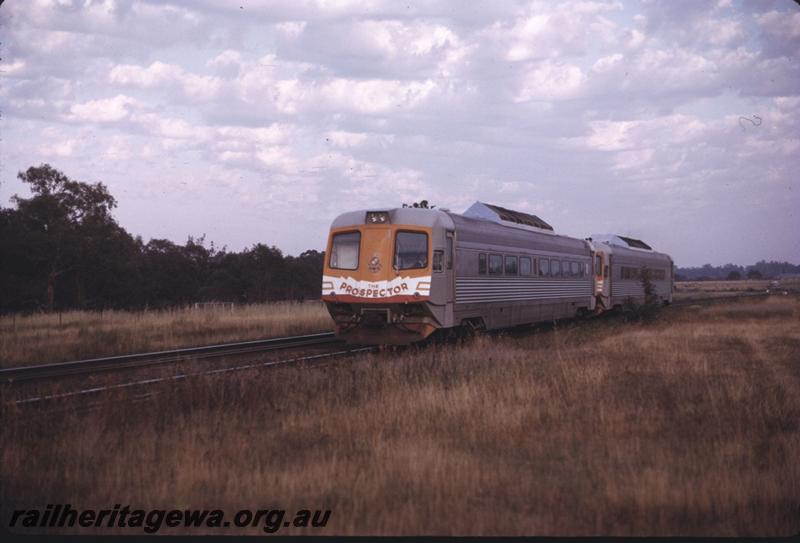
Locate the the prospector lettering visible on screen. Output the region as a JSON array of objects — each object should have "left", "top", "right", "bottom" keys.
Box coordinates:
[{"left": 339, "top": 282, "right": 408, "bottom": 298}]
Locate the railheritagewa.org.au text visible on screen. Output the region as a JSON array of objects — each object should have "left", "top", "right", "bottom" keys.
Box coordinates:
[{"left": 9, "top": 504, "right": 331, "bottom": 534}]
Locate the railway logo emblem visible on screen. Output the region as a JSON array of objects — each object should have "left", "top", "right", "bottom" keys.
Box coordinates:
[{"left": 369, "top": 254, "right": 382, "bottom": 273}]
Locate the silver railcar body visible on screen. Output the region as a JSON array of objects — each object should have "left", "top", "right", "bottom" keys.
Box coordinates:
[{"left": 321, "top": 203, "right": 673, "bottom": 344}]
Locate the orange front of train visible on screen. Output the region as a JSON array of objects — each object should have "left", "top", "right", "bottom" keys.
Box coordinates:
[{"left": 321, "top": 209, "right": 439, "bottom": 344}]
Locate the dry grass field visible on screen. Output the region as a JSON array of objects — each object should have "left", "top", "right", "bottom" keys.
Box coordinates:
[
  {"left": 676, "top": 278, "right": 800, "bottom": 293},
  {"left": 2, "top": 296, "right": 799, "bottom": 536},
  {"left": 673, "top": 279, "right": 800, "bottom": 303},
  {"left": 0, "top": 302, "right": 332, "bottom": 368},
  {"left": 675, "top": 279, "right": 772, "bottom": 293}
]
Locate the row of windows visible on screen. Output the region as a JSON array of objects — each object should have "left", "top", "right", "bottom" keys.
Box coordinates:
[
  {"left": 620, "top": 266, "right": 667, "bottom": 281},
  {"left": 478, "top": 253, "right": 589, "bottom": 278}
]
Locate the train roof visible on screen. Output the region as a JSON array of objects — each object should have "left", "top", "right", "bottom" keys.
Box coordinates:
[
  {"left": 449, "top": 212, "right": 588, "bottom": 255},
  {"left": 589, "top": 234, "right": 672, "bottom": 263},
  {"left": 589, "top": 234, "right": 654, "bottom": 252},
  {"left": 330, "top": 207, "right": 455, "bottom": 230},
  {"left": 463, "top": 201, "right": 554, "bottom": 234}
]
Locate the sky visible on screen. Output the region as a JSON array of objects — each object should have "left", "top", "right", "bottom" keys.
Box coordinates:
[{"left": 1, "top": 0, "right": 798, "bottom": 267}]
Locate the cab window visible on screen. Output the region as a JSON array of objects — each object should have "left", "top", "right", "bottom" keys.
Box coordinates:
[
  {"left": 395, "top": 231, "right": 428, "bottom": 270},
  {"left": 330, "top": 231, "right": 360, "bottom": 270}
]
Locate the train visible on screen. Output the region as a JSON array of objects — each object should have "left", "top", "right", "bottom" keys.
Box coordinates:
[{"left": 321, "top": 202, "right": 673, "bottom": 344}]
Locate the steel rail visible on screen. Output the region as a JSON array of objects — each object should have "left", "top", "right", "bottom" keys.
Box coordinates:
[
  {"left": 0, "top": 292, "right": 780, "bottom": 385},
  {"left": 0, "top": 332, "right": 339, "bottom": 383},
  {"left": 4, "top": 293, "right": 786, "bottom": 409},
  {"left": 9, "top": 346, "right": 374, "bottom": 407}
]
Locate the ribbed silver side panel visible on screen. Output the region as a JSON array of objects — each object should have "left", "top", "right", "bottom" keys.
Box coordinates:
[
  {"left": 456, "top": 278, "right": 593, "bottom": 303},
  {"left": 611, "top": 280, "right": 670, "bottom": 298}
]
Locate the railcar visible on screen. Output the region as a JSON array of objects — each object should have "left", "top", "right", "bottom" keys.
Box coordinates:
[
  {"left": 588, "top": 234, "right": 674, "bottom": 310},
  {"left": 321, "top": 202, "right": 673, "bottom": 344}
]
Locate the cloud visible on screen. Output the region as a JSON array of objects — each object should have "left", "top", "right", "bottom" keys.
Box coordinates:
[
  {"left": 1, "top": 0, "right": 798, "bottom": 265},
  {"left": 69, "top": 94, "right": 141, "bottom": 123},
  {"left": 516, "top": 61, "right": 587, "bottom": 102},
  {"left": 110, "top": 61, "right": 223, "bottom": 102}
]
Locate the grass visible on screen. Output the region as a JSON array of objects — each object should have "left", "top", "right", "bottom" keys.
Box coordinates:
[
  {"left": 2, "top": 295, "right": 798, "bottom": 536},
  {"left": 675, "top": 279, "right": 772, "bottom": 292},
  {"left": 2, "top": 281, "right": 792, "bottom": 367},
  {"left": 0, "top": 302, "right": 333, "bottom": 368},
  {"left": 675, "top": 278, "right": 800, "bottom": 294},
  {"left": 672, "top": 279, "right": 800, "bottom": 303}
]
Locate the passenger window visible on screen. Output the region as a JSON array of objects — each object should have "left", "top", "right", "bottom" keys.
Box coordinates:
[
  {"left": 433, "top": 250, "right": 444, "bottom": 272},
  {"left": 571, "top": 262, "right": 580, "bottom": 277},
  {"left": 520, "top": 257, "right": 531, "bottom": 276},
  {"left": 539, "top": 258, "right": 550, "bottom": 277},
  {"left": 446, "top": 236, "right": 453, "bottom": 270},
  {"left": 505, "top": 256, "right": 518, "bottom": 275},
  {"left": 478, "top": 253, "right": 487, "bottom": 275},
  {"left": 330, "top": 231, "right": 360, "bottom": 270},
  {"left": 551, "top": 260, "right": 561, "bottom": 277},
  {"left": 488, "top": 254, "right": 503, "bottom": 275}
]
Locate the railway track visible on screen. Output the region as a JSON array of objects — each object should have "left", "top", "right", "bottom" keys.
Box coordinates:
[
  {"left": 0, "top": 332, "right": 341, "bottom": 384},
  {"left": 2, "top": 292, "right": 773, "bottom": 386},
  {"left": 8, "top": 345, "right": 375, "bottom": 407},
  {"left": 3, "top": 292, "right": 780, "bottom": 409}
]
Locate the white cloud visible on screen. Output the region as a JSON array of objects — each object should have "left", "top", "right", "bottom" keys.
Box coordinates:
[
  {"left": 69, "top": 94, "right": 140, "bottom": 123},
  {"left": 326, "top": 130, "right": 369, "bottom": 148},
  {"left": 110, "top": 61, "right": 223, "bottom": 102},
  {"left": 516, "top": 61, "right": 586, "bottom": 102},
  {"left": 206, "top": 50, "right": 243, "bottom": 77},
  {"left": 486, "top": 0, "right": 624, "bottom": 62}
]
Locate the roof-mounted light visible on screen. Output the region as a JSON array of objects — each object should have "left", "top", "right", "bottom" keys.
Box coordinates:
[{"left": 365, "top": 211, "right": 390, "bottom": 224}]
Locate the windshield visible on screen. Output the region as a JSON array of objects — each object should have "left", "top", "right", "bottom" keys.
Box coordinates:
[
  {"left": 394, "top": 231, "right": 428, "bottom": 270},
  {"left": 330, "top": 231, "right": 360, "bottom": 270}
]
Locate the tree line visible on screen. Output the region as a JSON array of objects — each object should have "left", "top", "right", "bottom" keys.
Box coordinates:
[
  {"left": 675, "top": 262, "right": 800, "bottom": 281},
  {"left": 2, "top": 165, "right": 796, "bottom": 313},
  {"left": 0, "top": 165, "right": 324, "bottom": 313}
]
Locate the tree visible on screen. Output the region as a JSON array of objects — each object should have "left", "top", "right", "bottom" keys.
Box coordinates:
[
  {"left": 726, "top": 270, "right": 742, "bottom": 280},
  {"left": 623, "top": 266, "right": 661, "bottom": 322},
  {"left": 11, "top": 164, "right": 118, "bottom": 310},
  {"left": 746, "top": 269, "right": 762, "bottom": 280}
]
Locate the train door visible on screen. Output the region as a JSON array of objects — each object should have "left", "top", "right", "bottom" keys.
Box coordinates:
[
  {"left": 442, "top": 231, "right": 455, "bottom": 326},
  {"left": 444, "top": 232, "right": 454, "bottom": 300},
  {"left": 594, "top": 250, "right": 611, "bottom": 310}
]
